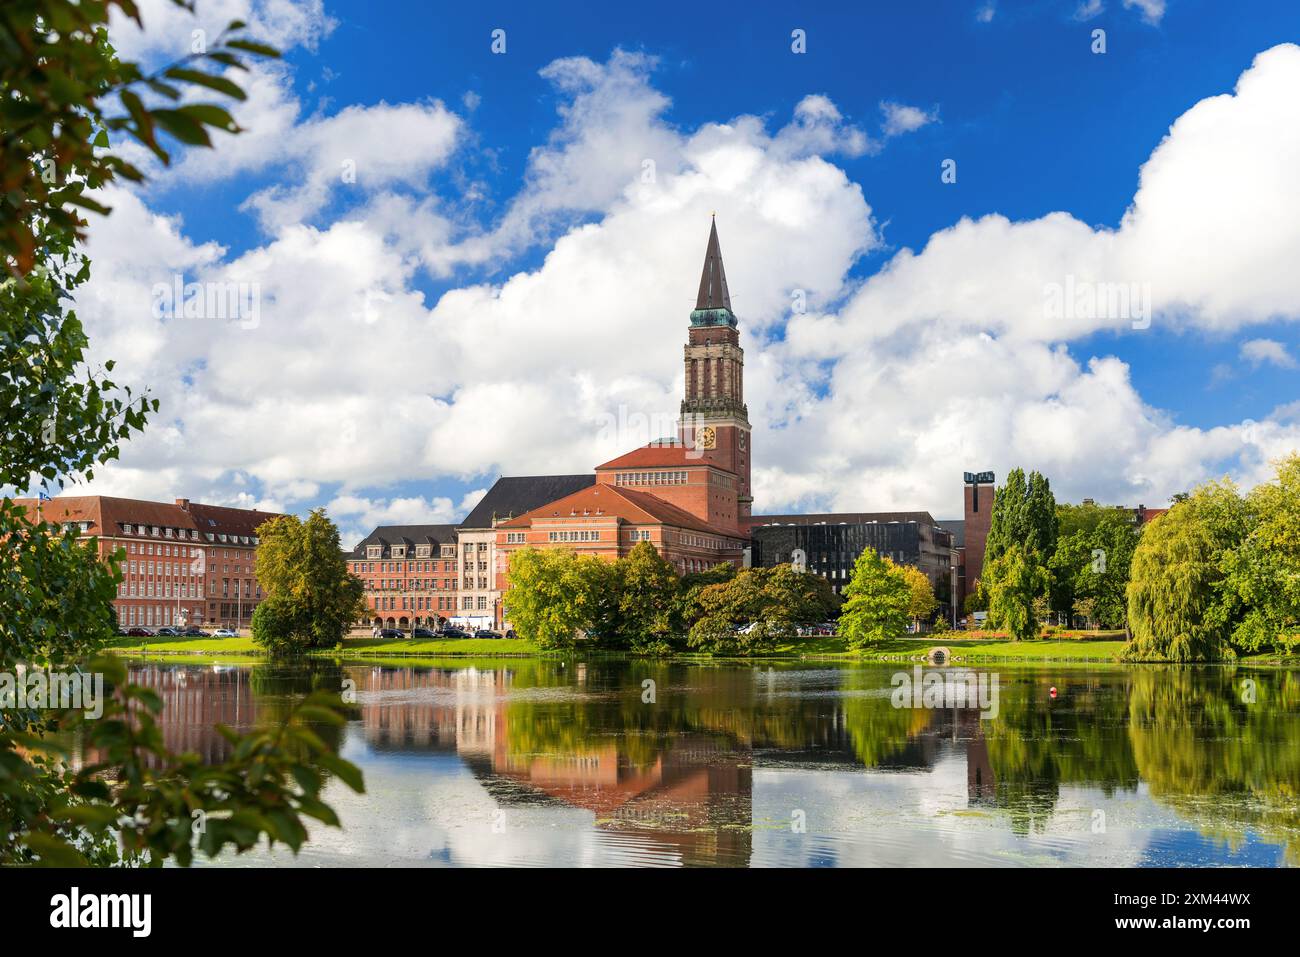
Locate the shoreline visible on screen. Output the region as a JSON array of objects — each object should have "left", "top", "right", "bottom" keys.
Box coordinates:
[{"left": 103, "top": 633, "right": 1300, "bottom": 667}]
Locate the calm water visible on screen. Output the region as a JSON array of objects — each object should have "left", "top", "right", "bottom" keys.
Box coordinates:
[{"left": 120, "top": 658, "right": 1300, "bottom": 867}]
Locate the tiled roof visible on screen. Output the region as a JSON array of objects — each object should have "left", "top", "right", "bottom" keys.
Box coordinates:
[
  {"left": 500, "top": 483, "right": 741, "bottom": 539},
  {"left": 352, "top": 523, "right": 459, "bottom": 557},
  {"left": 596, "top": 443, "right": 729, "bottom": 471},
  {"left": 14, "top": 495, "right": 279, "bottom": 541},
  {"left": 459, "top": 474, "right": 596, "bottom": 529}
]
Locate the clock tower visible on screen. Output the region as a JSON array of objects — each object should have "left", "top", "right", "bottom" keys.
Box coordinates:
[{"left": 679, "top": 217, "right": 753, "bottom": 526}]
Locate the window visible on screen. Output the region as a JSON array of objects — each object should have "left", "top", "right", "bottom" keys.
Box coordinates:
[
  {"left": 506, "top": 532, "right": 525, "bottom": 544},
  {"left": 367, "top": 546, "right": 381, "bottom": 560}
]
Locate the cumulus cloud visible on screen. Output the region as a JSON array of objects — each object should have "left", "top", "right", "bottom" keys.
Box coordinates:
[
  {"left": 1240, "top": 338, "right": 1297, "bottom": 369},
  {"left": 64, "top": 42, "right": 1300, "bottom": 526},
  {"left": 879, "top": 101, "right": 938, "bottom": 137},
  {"left": 1123, "top": 0, "right": 1167, "bottom": 25},
  {"left": 108, "top": 0, "right": 334, "bottom": 63},
  {"left": 1074, "top": 0, "right": 1105, "bottom": 21}
]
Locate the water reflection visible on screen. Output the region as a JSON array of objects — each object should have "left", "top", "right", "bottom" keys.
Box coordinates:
[{"left": 115, "top": 659, "right": 1300, "bottom": 867}]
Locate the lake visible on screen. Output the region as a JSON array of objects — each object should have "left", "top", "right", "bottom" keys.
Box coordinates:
[{"left": 118, "top": 657, "right": 1300, "bottom": 867}]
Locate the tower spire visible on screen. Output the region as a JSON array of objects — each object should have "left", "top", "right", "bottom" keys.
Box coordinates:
[{"left": 694, "top": 216, "right": 732, "bottom": 312}]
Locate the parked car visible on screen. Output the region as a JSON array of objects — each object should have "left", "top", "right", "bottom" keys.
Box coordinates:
[
  {"left": 154, "top": 627, "right": 180, "bottom": 637},
  {"left": 475, "top": 629, "right": 503, "bottom": 639},
  {"left": 180, "top": 627, "right": 209, "bottom": 637},
  {"left": 504, "top": 629, "right": 518, "bottom": 640},
  {"left": 436, "top": 626, "right": 470, "bottom": 639},
  {"left": 378, "top": 628, "right": 405, "bottom": 639},
  {"left": 124, "top": 627, "right": 153, "bottom": 637},
  {"left": 212, "top": 628, "right": 238, "bottom": 637},
  {"left": 411, "top": 627, "right": 437, "bottom": 638}
]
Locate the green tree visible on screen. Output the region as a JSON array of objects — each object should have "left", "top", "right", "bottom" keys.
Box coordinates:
[
  {"left": 504, "top": 547, "right": 608, "bottom": 649},
  {"left": 838, "top": 549, "right": 911, "bottom": 649},
  {"left": 1223, "top": 454, "right": 1300, "bottom": 654},
  {"left": 986, "top": 467, "right": 1058, "bottom": 565},
  {"left": 615, "top": 540, "right": 681, "bottom": 652},
  {"left": 674, "top": 561, "right": 737, "bottom": 632},
  {"left": 1049, "top": 508, "right": 1137, "bottom": 627},
  {"left": 681, "top": 565, "right": 836, "bottom": 655},
  {"left": 252, "top": 510, "right": 366, "bottom": 653},
  {"left": 1, "top": 1, "right": 361, "bottom": 866},
  {"left": 1125, "top": 481, "right": 1248, "bottom": 661},
  {"left": 986, "top": 543, "right": 1051, "bottom": 641}
]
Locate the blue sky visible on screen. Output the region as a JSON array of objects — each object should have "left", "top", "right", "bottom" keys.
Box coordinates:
[{"left": 67, "top": 0, "right": 1300, "bottom": 543}]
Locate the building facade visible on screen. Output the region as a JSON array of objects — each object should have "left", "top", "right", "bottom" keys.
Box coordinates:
[
  {"left": 455, "top": 474, "right": 596, "bottom": 629},
  {"left": 347, "top": 524, "right": 459, "bottom": 629},
  {"left": 750, "top": 512, "right": 957, "bottom": 623},
  {"left": 17, "top": 495, "right": 278, "bottom": 630},
  {"left": 492, "top": 220, "right": 754, "bottom": 627}
]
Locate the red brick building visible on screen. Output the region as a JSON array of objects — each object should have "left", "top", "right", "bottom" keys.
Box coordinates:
[
  {"left": 495, "top": 220, "right": 753, "bottom": 604},
  {"left": 346, "top": 524, "right": 460, "bottom": 629},
  {"left": 16, "top": 495, "right": 279, "bottom": 630}
]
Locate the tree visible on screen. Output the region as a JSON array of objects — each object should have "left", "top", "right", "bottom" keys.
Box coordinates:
[
  {"left": 1049, "top": 508, "right": 1138, "bottom": 628},
  {"left": 1125, "top": 481, "right": 1248, "bottom": 661},
  {"left": 1073, "top": 596, "right": 1099, "bottom": 629},
  {"left": 0, "top": 1, "right": 362, "bottom": 867},
  {"left": 838, "top": 549, "right": 911, "bottom": 649},
  {"left": 679, "top": 565, "right": 838, "bottom": 655},
  {"left": 1223, "top": 454, "right": 1300, "bottom": 654},
  {"left": 504, "top": 548, "right": 608, "bottom": 649},
  {"left": 252, "top": 510, "right": 366, "bottom": 654},
  {"left": 899, "top": 564, "right": 937, "bottom": 627},
  {"left": 615, "top": 540, "right": 680, "bottom": 652},
  {"left": 986, "top": 544, "right": 1051, "bottom": 641},
  {"left": 986, "top": 467, "right": 1058, "bottom": 565},
  {"left": 3, "top": 0, "right": 280, "bottom": 276}
]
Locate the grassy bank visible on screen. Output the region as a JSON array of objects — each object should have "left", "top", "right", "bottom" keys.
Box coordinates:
[
  {"left": 104, "top": 630, "right": 1296, "bottom": 665},
  {"left": 107, "top": 631, "right": 1125, "bottom": 662},
  {"left": 105, "top": 634, "right": 539, "bottom": 657}
]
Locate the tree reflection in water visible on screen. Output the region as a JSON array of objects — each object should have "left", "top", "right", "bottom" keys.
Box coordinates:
[{"left": 113, "top": 658, "right": 1300, "bottom": 866}]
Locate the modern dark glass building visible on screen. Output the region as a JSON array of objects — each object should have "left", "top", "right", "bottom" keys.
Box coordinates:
[{"left": 749, "top": 512, "right": 956, "bottom": 624}]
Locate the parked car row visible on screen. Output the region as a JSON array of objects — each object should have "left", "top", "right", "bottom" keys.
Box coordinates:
[
  {"left": 117, "top": 626, "right": 240, "bottom": 638},
  {"left": 373, "top": 625, "right": 513, "bottom": 640}
]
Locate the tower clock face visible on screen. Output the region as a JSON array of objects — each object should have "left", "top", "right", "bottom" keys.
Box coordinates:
[{"left": 696, "top": 426, "right": 717, "bottom": 450}]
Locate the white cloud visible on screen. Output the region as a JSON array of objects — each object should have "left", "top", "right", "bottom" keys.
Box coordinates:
[
  {"left": 108, "top": 0, "right": 334, "bottom": 63},
  {"left": 1074, "top": 0, "right": 1105, "bottom": 21},
  {"left": 1123, "top": 0, "right": 1166, "bottom": 25},
  {"left": 65, "top": 44, "right": 1300, "bottom": 525},
  {"left": 880, "top": 101, "right": 938, "bottom": 137},
  {"left": 976, "top": 3, "right": 997, "bottom": 24},
  {"left": 1240, "top": 338, "right": 1296, "bottom": 369}
]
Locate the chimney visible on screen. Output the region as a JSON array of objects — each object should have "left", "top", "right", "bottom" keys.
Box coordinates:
[{"left": 176, "top": 498, "right": 190, "bottom": 510}]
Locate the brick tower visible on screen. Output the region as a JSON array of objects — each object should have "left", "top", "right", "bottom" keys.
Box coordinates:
[{"left": 679, "top": 217, "right": 752, "bottom": 525}]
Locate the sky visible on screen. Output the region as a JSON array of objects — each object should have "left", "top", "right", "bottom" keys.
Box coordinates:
[{"left": 50, "top": 0, "right": 1300, "bottom": 545}]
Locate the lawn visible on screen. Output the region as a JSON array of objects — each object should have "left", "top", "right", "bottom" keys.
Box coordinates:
[
  {"left": 769, "top": 634, "right": 1129, "bottom": 662},
  {"left": 105, "top": 634, "right": 539, "bottom": 657},
  {"left": 106, "top": 634, "right": 262, "bottom": 655}
]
